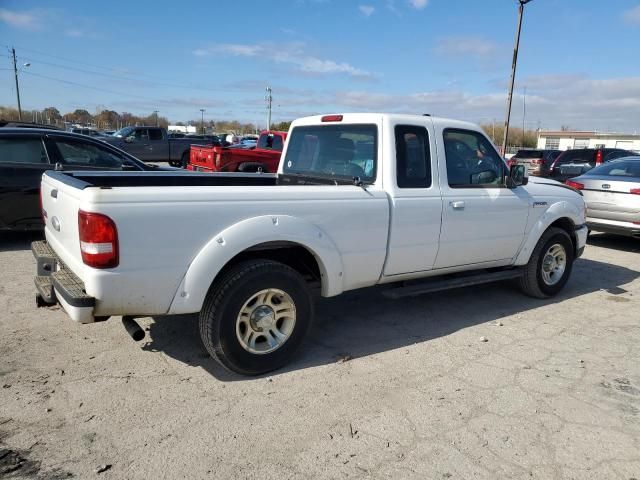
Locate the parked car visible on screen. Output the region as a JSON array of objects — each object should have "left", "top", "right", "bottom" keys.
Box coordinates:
[
  {"left": 549, "top": 147, "right": 633, "bottom": 182},
  {"left": 70, "top": 128, "right": 108, "bottom": 137},
  {"left": 188, "top": 130, "right": 286, "bottom": 173},
  {"left": 566, "top": 156, "right": 640, "bottom": 238},
  {"left": 511, "top": 149, "right": 561, "bottom": 177},
  {"left": 0, "top": 128, "right": 167, "bottom": 231},
  {"left": 104, "top": 126, "right": 196, "bottom": 167},
  {"left": 33, "top": 113, "right": 587, "bottom": 375}
]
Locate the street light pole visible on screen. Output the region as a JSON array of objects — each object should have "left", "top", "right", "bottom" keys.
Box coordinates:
[
  {"left": 11, "top": 47, "right": 23, "bottom": 121},
  {"left": 265, "top": 86, "right": 272, "bottom": 131},
  {"left": 153, "top": 110, "right": 159, "bottom": 127},
  {"left": 200, "top": 109, "right": 205, "bottom": 134},
  {"left": 522, "top": 86, "right": 526, "bottom": 147},
  {"left": 501, "top": 0, "right": 532, "bottom": 155}
]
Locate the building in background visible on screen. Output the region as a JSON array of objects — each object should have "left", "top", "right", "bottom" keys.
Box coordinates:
[
  {"left": 537, "top": 131, "right": 640, "bottom": 152},
  {"left": 168, "top": 125, "right": 197, "bottom": 134}
]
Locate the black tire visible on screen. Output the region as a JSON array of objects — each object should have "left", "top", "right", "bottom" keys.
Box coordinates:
[
  {"left": 199, "top": 260, "right": 313, "bottom": 375},
  {"left": 180, "top": 151, "right": 190, "bottom": 169},
  {"left": 518, "top": 227, "right": 574, "bottom": 299}
]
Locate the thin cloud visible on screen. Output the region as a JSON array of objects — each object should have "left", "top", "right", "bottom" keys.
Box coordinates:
[
  {"left": 359, "top": 5, "right": 375, "bottom": 17},
  {"left": 408, "top": 0, "right": 429, "bottom": 10},
  {"left": 434, "top": 36, "right": 499, "bottom": 58},
  {"left": 623, "top": 5, "right": 640, "bottom": 25},
  {"left": 0, "top": 8, "right": 42, "bottom": 30},
  {"left": 194, "top": 42, "right": 374, "bottom": 79}
]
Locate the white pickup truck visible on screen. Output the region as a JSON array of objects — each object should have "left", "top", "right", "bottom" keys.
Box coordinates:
[{"left": 33, "top": 113, "right": 588, "bottom": 375}]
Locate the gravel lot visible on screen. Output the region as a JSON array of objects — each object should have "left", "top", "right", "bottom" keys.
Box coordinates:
[{"left": 0, "top": 232, "right": 639, "bottom": 479}]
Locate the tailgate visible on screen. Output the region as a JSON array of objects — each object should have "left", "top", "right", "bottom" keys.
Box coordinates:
[
  {"left": 189, "top": 144, "right": 217, "bottom": 171},
  {"left": 41, "top": 173, "right": 86, "bottom": 276}
]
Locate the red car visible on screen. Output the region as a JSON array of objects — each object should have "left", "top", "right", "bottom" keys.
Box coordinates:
[{"left": 188, "top": 131, "right": 286, "bottom": 173}]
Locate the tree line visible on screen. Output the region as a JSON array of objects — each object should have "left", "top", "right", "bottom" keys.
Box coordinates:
[{"left": 1, "top": 104, "right": 537, "bottom": 146}]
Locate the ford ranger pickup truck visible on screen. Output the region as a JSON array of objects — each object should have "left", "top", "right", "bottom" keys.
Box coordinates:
[
  {"left": 188, "top": 130, "right": 287, "bottom": 173},
  {"left": 33, "top": 113, "right": 588, "bottom": 375}
]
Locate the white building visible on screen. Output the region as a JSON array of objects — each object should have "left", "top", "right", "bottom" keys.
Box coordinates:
[
  {"left": 537, "top": 131, "right": 640, "bottom": 152},
  {"left": 168, "top": 125, "right": 197, "bottom": 134}
]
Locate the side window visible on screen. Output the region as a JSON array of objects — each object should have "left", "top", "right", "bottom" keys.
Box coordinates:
[
  {"left": 443, "top": 129, "right": 505, "bottom": 188},
  {"left": 134, "top": 129, "right": 149, "bottom": 141},
  {"left": 605, "top": 150, "right": 628, "bottom": 161},
  {"left": 54, "top": 139, "right": 124, "bottom": 169},
  {"left": 0, "top": 137, "right": 48, "bottom": 164},
  {"left": 148, "top": 129, "right": 163, "bottom": 141},
  {"left": 395, "top": 125, "right": 431, "bottom": 188}
]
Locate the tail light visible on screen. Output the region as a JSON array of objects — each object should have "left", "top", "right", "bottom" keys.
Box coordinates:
[
  {"left": 531, "top": 158, "right": 545, "bottom": 165},
  {"left": 565, "top": 180, "right": 584, "bottom": 190},
  {"left": 321, "top": 115, "right": 343, "bottom": 122},
  {"left": 595, "top": 150, "right": 603, "bottom": 166},
  {"left": 78, "top": 210, "right": 119, "bottom": 268},
  {"left": 631, "top": 188, "right": 640, "bottom": 195}
]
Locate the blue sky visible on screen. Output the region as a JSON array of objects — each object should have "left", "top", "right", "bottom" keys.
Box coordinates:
[{"left": 1, "top": 0, "right": 639, "bottom": 131}]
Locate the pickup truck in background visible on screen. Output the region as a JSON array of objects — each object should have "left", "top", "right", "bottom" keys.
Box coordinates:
[
  {"left": 103, "top": 126, "right": 196, "bottom": 167},
  {"left": 188, "top": 130, "right": 286, "bottom": 173},
  {"left": 34, "top": 113, "right": 588, "bottom": 375}
]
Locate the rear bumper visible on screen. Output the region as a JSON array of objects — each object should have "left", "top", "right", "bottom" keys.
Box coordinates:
[
  {"left": 32, "top": 240, "right": 96, "bottom": 323},
  {"left": 586, "top": 218, "right": 640, "bottom": 238}
]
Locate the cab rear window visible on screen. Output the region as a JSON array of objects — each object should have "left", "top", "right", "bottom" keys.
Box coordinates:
[{"left": 282, "top": 124, "right": 377, "bottom": 182}]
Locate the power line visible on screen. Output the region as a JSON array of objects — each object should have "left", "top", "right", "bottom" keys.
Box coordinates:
[{"left": 14, "top": 46, "right": 237, "bottom": 94}]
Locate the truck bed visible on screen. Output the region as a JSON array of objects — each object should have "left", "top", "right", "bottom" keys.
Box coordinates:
[{"left": 45, "top": 170, "right": 278, "bottom": 188}]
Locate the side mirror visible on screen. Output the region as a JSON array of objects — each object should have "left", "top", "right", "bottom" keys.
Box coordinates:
[{"left": 507, "top": 164, "right": 528, "bottom": 188}]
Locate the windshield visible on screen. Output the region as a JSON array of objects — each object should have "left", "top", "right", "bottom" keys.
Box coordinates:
[
  {"left": 113, "top": 126, "right": 135, "bottom": 138},
  {"left": 282, "top": 124, "right": 377, "bottom": 182}
]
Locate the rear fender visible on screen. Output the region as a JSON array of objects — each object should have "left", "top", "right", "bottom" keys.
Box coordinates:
[
  {"left": 514, "top": 200, "right": 584, "bottom": 265},
  {"left": 168, "top": 215, "right": 344, "bottom": 314}
]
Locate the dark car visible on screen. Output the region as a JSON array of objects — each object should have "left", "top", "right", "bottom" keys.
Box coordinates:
[
  {"left": 0, "top": 128, "right": 163, "bottom": 231},
  {"left": 510, "top": 149, "right": 561, "bottom": 177},
  {"left": 549, "top": 147, "right": 633, "bottom": 182}
]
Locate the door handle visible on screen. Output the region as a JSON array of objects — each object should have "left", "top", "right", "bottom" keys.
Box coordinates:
[{"left": 450, "top": 201, "right": 465, "bottom": 210}]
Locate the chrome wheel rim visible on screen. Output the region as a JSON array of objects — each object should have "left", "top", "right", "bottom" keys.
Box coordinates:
[
  {"left": 236, "top": 289, "right": 296, "bottom": 354},
  {"left": 541, "top": 243, "right": 567, "bottom": 286}
]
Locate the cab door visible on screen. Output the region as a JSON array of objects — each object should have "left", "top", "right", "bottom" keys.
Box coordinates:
[
  {"left": 434, "top": 127, "right": 529, "bottom": 268},
  {"left": 0, "top": 134, "right": 51, "bottom": 230},
  {"left": 382, "top": 122, "right": 443, "bottom": 276}
]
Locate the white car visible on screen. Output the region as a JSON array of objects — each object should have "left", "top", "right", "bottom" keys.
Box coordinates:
[{"left": 34, "top": 113, "right": 588, "bottom": 374}]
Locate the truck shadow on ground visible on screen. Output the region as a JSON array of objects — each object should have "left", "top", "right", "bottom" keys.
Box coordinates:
[
  {"left": 587, "top": 232, "right": 639, "bottom": 253},
  {"left": 143, "top": 256, "right": 639, "bottom": 382},
  {"left": 0, "top": 232, "right": 43, "bottom": 253}
]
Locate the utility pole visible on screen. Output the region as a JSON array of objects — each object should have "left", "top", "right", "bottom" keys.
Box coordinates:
[
  {"left": 265, "top": 86, "right": 272, "bottom": 131},
  {"left": 502, "top": 0, "right": 533, "bottom": 155},
  {"left": 200, "top": 109, "right": 205, "bottom": 134},
  {"left": 522, "top": 86, "right": 526, "bottom": 147},
  {"left": 153, "top": 110, "right": 159, "bottom": 127},
  {"left": 12, "top": 47, "right": 23, "bottom": 121}
]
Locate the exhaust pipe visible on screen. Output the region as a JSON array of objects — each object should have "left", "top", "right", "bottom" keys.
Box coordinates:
[{"left": 122, "top": 316, "right": 145, "bottom": 341}]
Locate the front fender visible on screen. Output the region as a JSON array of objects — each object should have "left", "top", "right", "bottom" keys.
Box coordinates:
[
  {"left": 514, "top": 200, "right": 584, "bottom": 265},
  {"left": 168, "top": 215, "right": 345, "bottom": 314}
]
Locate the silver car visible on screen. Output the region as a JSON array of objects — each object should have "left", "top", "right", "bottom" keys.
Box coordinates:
[{"left": 566, "top": 157, "right": 640, "bottom": 238}]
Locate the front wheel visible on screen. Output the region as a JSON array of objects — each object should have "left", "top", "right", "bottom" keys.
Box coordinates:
[
  {"left": 199, "top": 260, "right": 313, "bottom": 375},
  {"left": 519, "top": 227, "right": 574, "bottom": 298}
]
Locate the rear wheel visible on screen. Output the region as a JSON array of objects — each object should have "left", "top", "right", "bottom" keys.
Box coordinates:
[
  {"left": 519, "top": 227, "right": 574, "bottom": 298},
  {"left": 199, "top": 260, "right": 313, "bottom": 375}
]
